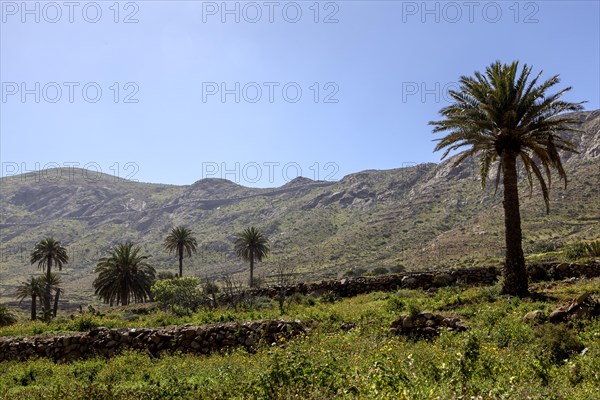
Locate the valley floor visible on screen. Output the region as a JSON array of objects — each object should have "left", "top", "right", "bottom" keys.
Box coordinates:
[{"left": 1, "top": 278, "right": 599, "bottom": 399}]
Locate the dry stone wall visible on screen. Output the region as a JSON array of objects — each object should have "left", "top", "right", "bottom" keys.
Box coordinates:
[
  {"left": 253, "top": 262, "right": 599, "bottom": 299},
  {"left": 0, "top": 319, "right": 305, "bottom": 363}
]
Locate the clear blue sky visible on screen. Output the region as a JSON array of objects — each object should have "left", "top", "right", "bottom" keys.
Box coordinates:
[{"left": 1, "top": 0, "right": 599, "bottom": 187}]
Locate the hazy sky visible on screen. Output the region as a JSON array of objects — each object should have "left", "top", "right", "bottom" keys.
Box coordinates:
[{"left": 1, "top": 0, "right": 599, "bottom": 187}]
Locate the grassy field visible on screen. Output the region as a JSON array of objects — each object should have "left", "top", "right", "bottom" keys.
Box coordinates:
[{"left": 1, "top": 276, "right": 599, "bottom": 399}]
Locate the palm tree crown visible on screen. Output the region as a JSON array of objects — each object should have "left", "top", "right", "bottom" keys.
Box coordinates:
[
  {"left": 30, "top": 237, "right": 69, "bottom": 274},
  {"left": 94, "top": 242, "right": 156, "bottom": 306},
  {"left": 430, "top": 60, "right": 584, "bottom": 296},
  {"left": 234, "top": 226, "right": 270, "bottom": 287},
  {"left": 163, "top": 226, "right": 198, "bottom": 277}
]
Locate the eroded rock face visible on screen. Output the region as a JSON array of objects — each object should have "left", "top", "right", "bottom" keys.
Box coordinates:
[
  {"left": 0, "top": 319, "right": 305, "bottom": 363},
  {"left": 389, "top": 313, "right": 466, "bottom": 339}
]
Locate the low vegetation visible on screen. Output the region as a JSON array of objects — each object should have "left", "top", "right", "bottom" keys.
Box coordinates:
[{"left": 1, "top": 277, "right": 599, "bottom": 399}]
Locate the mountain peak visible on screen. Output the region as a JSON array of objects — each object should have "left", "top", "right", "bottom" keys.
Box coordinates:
[{"left": 282, "top": 176, "right": 315, "bottom": 188}]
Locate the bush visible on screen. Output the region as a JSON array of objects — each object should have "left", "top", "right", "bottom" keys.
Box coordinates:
[
  {"left": 390, "top": 264, "right": 406, "bottom": 274},
  {"left": 586, "top": 240, "right": 600, "bottom": 257},
  {"left": 151, "top": 277, "right": 204, "bottom": 312},
  {"left": 406, "top": 301, "right": 422, "bottom": 317},
  {"left": 287, "top": 292, "right": 308, "bottom": 306},
  {"left": 367, "top": 267, "right": 389, "bottom": 276},
  {"left": 343, "top": 267, "right": 367, "bottom": 277},
  {"left": 529, "top": 241, "right": 561, "bottom": 254},
  {"left": 69, "top": 316, "right": 100, "bottom": 332},
  {"left": 0, "top": 305, "right": 17, "bottom": 326},
  {"left": 564, "top": 242, "right": 589, "bottom": 260},
  {"left": 320, "top": 292, "right": 340, "bottom": 304},
  {"left": 157, "top": 271, "right": 178, "bottom": 280},
  {"left": 385, "top": 296, "right": 405, "bottom": 312},
  {"left": 534, "top": 323, "right": 584, "bottom": 365}
]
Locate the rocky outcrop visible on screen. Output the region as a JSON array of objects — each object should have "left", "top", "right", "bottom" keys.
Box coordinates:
[
  {"left": 389, "top": 313, "right": 466, "bottom": 339},
  {"left": 548, "top": 293, "right": 600, "bottom": 323},
  {"left": 523, "top": 293, "right": 600, "bottom": 325},
  {"left": 0, "top": 319, "right": 305, "bottom": 363}
]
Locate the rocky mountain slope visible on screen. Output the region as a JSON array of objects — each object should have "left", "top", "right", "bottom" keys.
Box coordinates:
[{"left": 1, "top": 110, "right": 598, "bottom": 305}]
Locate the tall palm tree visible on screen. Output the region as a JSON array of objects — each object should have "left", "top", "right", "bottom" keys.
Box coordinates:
[
  {"left": 234, "top": 226, "right": 270, "bottom": 287},
  {"left": 430, "top": 61, "right": 584, "bottom": 296},
  {"left": 16, "top": 276, "right": 45, "bottom": 321},
  {"left": 30, "top": 238, "right": 69, "bottom": 311},
  {"left": 94, "top": 242, "right": 156, "bottom": 306},
  {"left": 163, "top": 226, "right": 198, "bottom": 277}
]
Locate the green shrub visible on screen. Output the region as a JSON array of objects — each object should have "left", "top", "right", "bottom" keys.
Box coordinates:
[
  {"left": 368, "top": 267, "right": 389, "bottom": 276},
  {"left": 157, "top": 271, "right": 178, "bottom": 280},
  {"left": 69, "top": 316, "right": 100, "bottom": 332},
  {"left": 390, "top": 264, "right": 406, "bottom": 274},
  {"left": 586, "top": 240, "right": 600, "bottom": 257},
  {"left": 287, "top": 292, "right": 308, "bottom": 306},
  {"left": 385, "top": 295, "right": 405, "bottom": 312},
  {"left": 151, "top": 277, "right": 204, "bottom": 311},
  {"left": 343, "top": 267, "right": 367, "bottom": 277},
  {"left": 320, "top": 292, "right": 340, "bottom": 304},
  {"left": 170, "top": 304, "right": 193, "bottom": 317},
  {"left": 529, "top": 241, "right": 561, "bottom": 254},
  {"left": 478, "top": 281, "right": 502, "bottom": 302},
  {"left": 534, "top": 323, "right": 584, "bottom": 365},
  {"left": 564, "top": 242, "right": 589, "bottom": 260},
  {"left": 0, "top": 305, "right": 17, "bottom": 326},
  {"left": 406, "top": 300, "right": 422, "bottom": 317},
  {"left": 458, "top": 335, "right": 480, "bottom": 381}
]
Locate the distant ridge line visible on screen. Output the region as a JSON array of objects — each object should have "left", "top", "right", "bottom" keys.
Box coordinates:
[{"left": 0, "top": 181, "right": 336, "bottom": 227}]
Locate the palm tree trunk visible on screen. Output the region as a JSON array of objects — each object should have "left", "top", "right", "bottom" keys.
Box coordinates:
[
  {"left": 44, "top": 257, "right": 53, "bottom": 311},
  {"left": 53, "top": 288, "right": 60, "bottom": 317},
  {"left": 501, "top": 152, "right": 529, "bottom": 296},
  {"left": 179, "top": 248, "right": 184, "bottom": 278},
  {"left": 31, "top": 294, "right": 37, "bottom": 321},
  {"left": 121, "top": 288, "right": 129, "bottom": 306},
  {"left": 249, "top": 250, "right": 254, "bottom": 288}
]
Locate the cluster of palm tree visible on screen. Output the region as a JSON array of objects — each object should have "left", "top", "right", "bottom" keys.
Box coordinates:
[
  {"left": 17, "top": 226, "right": 270, "bottom": 316},
  {"left": 17, "top": 238, "right": 68, "bottom": 321},
  {"left": 159, "top": 225, "right": 270, "bottom": 288},
  {"left": 92, "top": 225, "right": 269, "bottom": 306}
]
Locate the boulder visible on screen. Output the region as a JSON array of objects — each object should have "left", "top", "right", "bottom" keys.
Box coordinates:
[
  {"left": 549, "top": 309, "right": 568, "bottom": 323},
  {"left": 523, "top": 310, "right": 545, "bottom": 323}
]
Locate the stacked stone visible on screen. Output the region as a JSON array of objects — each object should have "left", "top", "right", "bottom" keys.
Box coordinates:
[
  {"left": 389, "top": 312, "right": 467, "bottom": 339},
  {"left": 0, "top": 319, "right": 304, "bottom": 363},
  {"left": 251, "top": 266, "right": 500, "bottom": 299},
  {"left": 551, "top": 261, "right": 600, "bottom": 280},
  {"left": 251, "top": 263, "right": 598, "bottom": 300}
]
